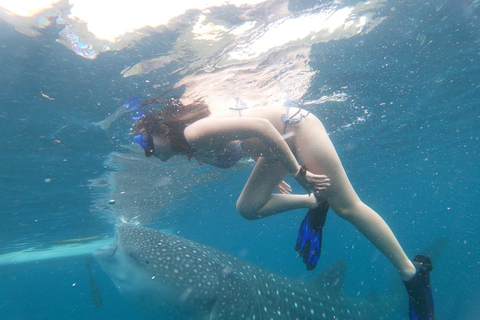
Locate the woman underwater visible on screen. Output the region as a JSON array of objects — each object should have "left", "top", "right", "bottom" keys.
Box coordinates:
[{"left": 133, "top": 97, "right": 435, "bottom": 320}]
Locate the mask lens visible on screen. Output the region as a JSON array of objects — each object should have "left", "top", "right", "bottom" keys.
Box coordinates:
[{"left": 134, "top": 132, "right": 155, "bottom": 157}]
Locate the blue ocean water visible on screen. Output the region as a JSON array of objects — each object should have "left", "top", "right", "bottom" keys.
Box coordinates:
[{"left": 0, "top": 0, "right": 479, "bottom": 319}]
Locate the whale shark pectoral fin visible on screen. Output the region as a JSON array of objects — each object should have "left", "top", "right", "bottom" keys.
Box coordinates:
[
  {"left": 210, "top": 273, "right": 256, "bottom": 320},
  {"left": 307, "top": 259, "right": 347, "bottom": 294}
]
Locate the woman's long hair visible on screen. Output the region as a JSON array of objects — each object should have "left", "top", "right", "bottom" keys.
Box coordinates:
[{"left": 134, "top": 97, "right": 210, "bottom": 158}]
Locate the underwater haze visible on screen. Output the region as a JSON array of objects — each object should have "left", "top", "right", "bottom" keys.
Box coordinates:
[{"left": 0, "top": 0, "right": 479, "bottom": 319}]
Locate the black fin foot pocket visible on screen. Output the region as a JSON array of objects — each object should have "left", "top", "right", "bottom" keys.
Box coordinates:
[{"left": 404, "top": 255, "right": 435, "bottom": 320}]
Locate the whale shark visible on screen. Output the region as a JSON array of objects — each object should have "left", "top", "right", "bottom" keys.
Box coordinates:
[{"left": 94, "top": 224, "right": 403, "bottom": 320}]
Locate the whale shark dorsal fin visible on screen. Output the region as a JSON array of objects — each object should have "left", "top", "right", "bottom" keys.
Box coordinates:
[{"left": 308, "top": 259, "right": 347, "bottom": 294}]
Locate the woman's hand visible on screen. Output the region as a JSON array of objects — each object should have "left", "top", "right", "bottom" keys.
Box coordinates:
[
  {"left": 277, "top": 181, "right": 292, "bottom": 194},
  {"left": 293, "top": 166, "right": 330, "bottom": 194}
]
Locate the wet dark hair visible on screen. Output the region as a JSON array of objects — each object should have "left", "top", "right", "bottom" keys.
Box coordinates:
[{"left": 134, "top": 97, "right": 210, "bottom": 158}]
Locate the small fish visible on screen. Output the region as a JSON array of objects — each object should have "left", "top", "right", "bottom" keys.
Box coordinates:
[{"left": 41, "top": 91, "right": 55, "bottom": 101}]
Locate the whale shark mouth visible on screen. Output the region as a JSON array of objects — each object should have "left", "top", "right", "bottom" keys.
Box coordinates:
[{"left": 94, "top": 236, "right": 117, "bottom": 257}]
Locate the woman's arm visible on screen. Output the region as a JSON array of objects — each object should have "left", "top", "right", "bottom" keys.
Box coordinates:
[
  {"left": 185, "top": 117, "right": 301, "bottom": 175},
  {"left": 184, "top": 117, "right": 330, "bottom": 192}
]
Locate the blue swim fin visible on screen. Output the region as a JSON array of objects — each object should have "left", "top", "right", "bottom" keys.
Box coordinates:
[
  {"left": 404, "top": 255, "right": 435, "bottom": 320},
  {"left": 295, "top": 200, "right": 329, "bottom": 271}
]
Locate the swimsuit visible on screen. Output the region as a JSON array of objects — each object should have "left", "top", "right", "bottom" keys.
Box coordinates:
[
  {"left": 194, "top": 142, "right": 243, "bottom": 169},
  {"left": 193, "top": 103, "right": 246, "bottom": 168},
  {"left": 281, "top": 102, "right": 310, "bottom": 134}
]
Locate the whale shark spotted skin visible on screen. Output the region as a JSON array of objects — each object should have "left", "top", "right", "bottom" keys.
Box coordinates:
[{"left": 94, "top": 224, "right": 400, "bottom": 320}]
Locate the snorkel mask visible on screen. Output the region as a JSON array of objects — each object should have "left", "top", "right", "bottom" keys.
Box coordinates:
[{"left": 134, "top": 131, "right": 155, "bottom": 157}]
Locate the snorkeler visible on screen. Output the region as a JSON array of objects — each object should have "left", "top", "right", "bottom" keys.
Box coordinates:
[{"left": 133, "top": 97, "right": 435, "bottom": 320}]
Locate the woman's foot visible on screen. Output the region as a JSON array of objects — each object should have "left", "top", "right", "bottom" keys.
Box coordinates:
[
  {"left": 295, "top": 194, "right": 329, "bottom": 270},
  {"left": 403, "top": 255, "right": 435, "bottom": 320}
]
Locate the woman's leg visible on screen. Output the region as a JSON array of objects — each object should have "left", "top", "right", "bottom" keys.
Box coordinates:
[
  {"left": 293, "top": 116, "right": 416, "bottom": 280},
  {"left": 236, "top": 157, "right": 318, "bottom": 220}
]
